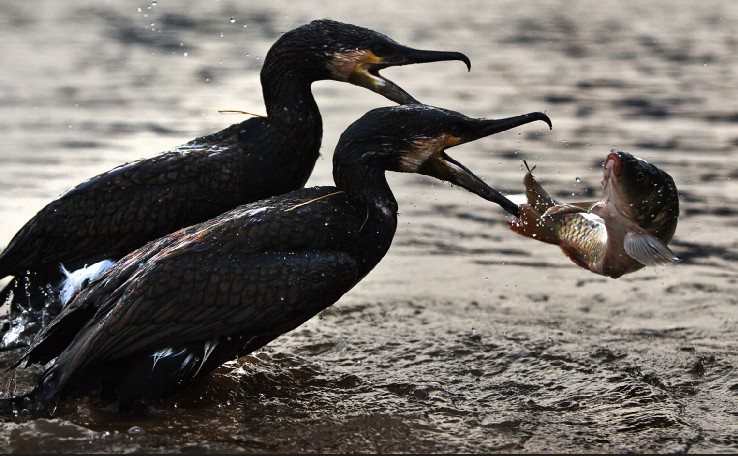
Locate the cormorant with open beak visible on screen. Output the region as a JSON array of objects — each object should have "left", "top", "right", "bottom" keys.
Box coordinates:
[
  {"left": 0, "top": 19, "right": 471, "bottom": 337},
  {"left": 3, "top": 104, "right": 550, "bottom": 412}
]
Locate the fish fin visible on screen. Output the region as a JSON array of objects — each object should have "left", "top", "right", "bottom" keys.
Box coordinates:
[
  {"left": 509, "top": 204, "right": 561, "bottom": 245},
  {"left": 522, "top": 166, "right": 560, "bottom": 213},
  {"left": 623, "top": 232, "right": 679, "bottom": 266},
  {"left": 543, "top": 201, "right": 598, "bottom": 217}
]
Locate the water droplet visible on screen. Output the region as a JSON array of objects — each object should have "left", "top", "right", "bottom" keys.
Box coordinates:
[
  {"left": 183, "top": 52, "right": 188, "bottom": 57},
  {"left": 230, "top": 17, "right": 236, "bottom": 24},
  {"left": 575, "top": 177, "right": 581, "bottom": 183}
]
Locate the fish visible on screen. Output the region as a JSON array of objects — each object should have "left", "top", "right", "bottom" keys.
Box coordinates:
[{"left": 508, "top": 148, "right": 680, "bottom": 278}]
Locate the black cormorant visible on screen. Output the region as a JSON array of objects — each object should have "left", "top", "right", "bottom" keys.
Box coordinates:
[
  {"left": 3, "top": 104, "right": 551, "bottom": 411},
  {"left": 0, "top": 19, "right": 471, "bottom": 334}
]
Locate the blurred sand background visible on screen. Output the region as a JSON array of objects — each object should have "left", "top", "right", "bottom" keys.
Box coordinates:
[{"left": 0, "top": 0, "right": 736, "bottom": 453}]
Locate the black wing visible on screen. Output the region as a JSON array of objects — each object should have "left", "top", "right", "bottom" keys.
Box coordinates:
[
  {"left": 0, "top": 119, "right": 269, "bottom": 277},
  {"left": 38, "top": 247, "right": 358, "bottom": 401}
]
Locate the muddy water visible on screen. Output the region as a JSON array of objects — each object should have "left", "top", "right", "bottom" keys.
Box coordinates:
[{"left": 1, "top": 0, "right": 737, "bottom": 453}]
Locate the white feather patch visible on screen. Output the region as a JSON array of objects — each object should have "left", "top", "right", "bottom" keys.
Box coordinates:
[
  {"left": 151, "top": 347, "right": 187, "bottom": 370},
  {"left": 193, "top": 338, "right": 219, "bottom": 377},
  {"left": 59, "top": 259, "right": 116, "bottom": 305},
  {"left": 244, "top": 206, "right": 272, "bottom": 217},
  {"left": 150, "top": 339, "right": 220, "bottom": 375}
]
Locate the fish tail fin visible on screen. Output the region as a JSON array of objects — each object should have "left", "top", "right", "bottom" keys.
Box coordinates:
[
  {"left": 509, "top": 204, "right": 562, "bottom": 246},
  {"left": 509, "top": 164, "right": 565, "bottom": 245},
  {"left": 522, "top": 165, "right": 560, "bottom": 213}
]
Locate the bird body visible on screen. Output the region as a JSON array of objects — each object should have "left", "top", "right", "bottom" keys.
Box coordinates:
[
  {"left": 0, "top": 19, "right": 471, "bottom": 331},
  {"left": 5, "top": 105, "right": 551, "bottom": 409},
  {"left": 25, "top": 187, "right": 392, "bottom": 403}
]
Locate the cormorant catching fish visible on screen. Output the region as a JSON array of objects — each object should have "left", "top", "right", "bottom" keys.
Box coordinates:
[{"left": 2, "top": 104, "right": 551, "bottom": 412}]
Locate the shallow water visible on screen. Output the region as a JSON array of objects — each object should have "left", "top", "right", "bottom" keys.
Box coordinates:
[{"left": 0, "top": 0, "right": 737, "bottom": 453}]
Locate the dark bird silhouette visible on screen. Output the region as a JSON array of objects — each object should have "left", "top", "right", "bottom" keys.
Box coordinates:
[
  {"left": 0, "top": 19, "right": 471, "bottom": 338},
  {"left": 3, "top": 104, "right": 551, "bottom": 413}
]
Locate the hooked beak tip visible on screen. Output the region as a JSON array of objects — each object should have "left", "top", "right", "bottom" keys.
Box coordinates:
[
  {"left": 461, "top": 54, "right": 472, "bottom": 72},
  {"left": 540, "top": 112, "right": 553, "bottom": 130},
  {"left": 447, "top": 52, "right": 470, "bottom": 71}
]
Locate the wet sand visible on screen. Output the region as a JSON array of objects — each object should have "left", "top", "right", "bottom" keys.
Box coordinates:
[{"left": 0, "top": 0, "right": 737, "bottom": 453}]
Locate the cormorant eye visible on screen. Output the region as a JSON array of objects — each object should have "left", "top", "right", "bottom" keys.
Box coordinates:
[{"left": 369, "top": 42, "right": 388, "bottom": 57}]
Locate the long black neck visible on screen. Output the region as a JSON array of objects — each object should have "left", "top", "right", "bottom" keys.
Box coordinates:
[
  {"left": 334, "top": 153, "right": 399, "bottom": 218},
  {"left": 260, "top": 48, "right": 323, "bottom": 136},
  {"left": 247, "top": 45, "right": 324, "bottom": 195},
  {"left": 332, "top": 147, "right": 401, "bottom": 281}
]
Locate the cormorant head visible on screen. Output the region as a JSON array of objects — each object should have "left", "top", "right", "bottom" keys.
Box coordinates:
[
  {"left": 264, "top": 19, "right": 471, "bottom": 104},
  {"left": 334, "top": 105, "right": 552, "bottom": 217}
]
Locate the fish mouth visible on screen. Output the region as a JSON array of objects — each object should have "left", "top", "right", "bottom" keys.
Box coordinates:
[
  {"left": 604, "top": 149, "right": 623, "bottom": 179},
  {"left": 600, "top": 149, "right": 624, "bottom": 203}
]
